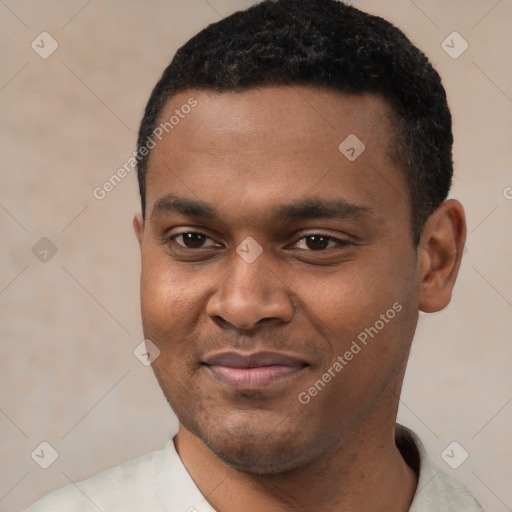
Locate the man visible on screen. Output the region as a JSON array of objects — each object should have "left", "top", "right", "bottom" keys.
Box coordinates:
[{"left": 27, "top": 0, "right": 483, "bottom": 510}]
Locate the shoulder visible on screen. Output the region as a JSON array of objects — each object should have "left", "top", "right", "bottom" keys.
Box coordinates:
[
  {"left": 396, "top": 425, "right": 485, "bottom": 512},
  {"left": 25, "top": 446, "right": 166, "bottom": 512},
  {"left": 411, "top": 466, "right": 484, "bottom": 511}
]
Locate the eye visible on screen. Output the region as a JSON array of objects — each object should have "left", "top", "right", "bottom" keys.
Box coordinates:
[
  {"left": 294, "top": 234, "right": 348, "bottom": 251},
  {"left": 171, "top": 232, "right": 218, "bottom": 249}
]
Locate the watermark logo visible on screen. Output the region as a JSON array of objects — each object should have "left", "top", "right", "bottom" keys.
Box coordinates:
[
  {"left": 236, "top": 237, "right": 263, "bottom": 263},
  {"left": 32, "top": 237, "right": 58, "bottom": 263},
  {"left": 338, "top": 134, "right": 366, "bottom": 161},
  {"left": 31, "top": 441, "right": 59, "bottom": 469},
  {"left": 31, "top": 32, "right": 59, "bottom": 59},
  {"left": 441, "top": 32, "right": 468, "bottom": 59},
  {"left": 134, "top": 339, "right": 161, "bottom": 366},
  {"left": 441, "top": 441, "right": 469, "bottom": 469}
]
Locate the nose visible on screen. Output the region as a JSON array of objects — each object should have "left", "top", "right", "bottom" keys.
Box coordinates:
[{"left": 206, "top": 251, "right": 295, "bottom": 331}]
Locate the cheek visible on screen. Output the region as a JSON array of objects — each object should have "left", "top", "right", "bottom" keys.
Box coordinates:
[
  {"left": 140, "top": 256, "right": 203, "bottom": 339},
  {"left": 292, "top": 253, "right": 417, "bottom": 382},
  {"left": 140, "top": 261, "right": 205, "bottom": 393},
  {"left": 294, "top": 264, "right": 405, "bottom": 336}
]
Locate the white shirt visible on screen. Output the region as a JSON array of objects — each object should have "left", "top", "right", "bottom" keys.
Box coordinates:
[{"left": 26, "top": 425, "right": 484, "bottom": 512}]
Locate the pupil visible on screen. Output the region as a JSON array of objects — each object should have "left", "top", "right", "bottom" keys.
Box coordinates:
[
  {"left": 184, "top": 233, "right": 205, "bottom": 248},
  {"left": 306, "top": 235, "right": 329, "bottom": 250}
]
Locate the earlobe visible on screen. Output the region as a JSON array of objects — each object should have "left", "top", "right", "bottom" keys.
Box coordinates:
[
  {"left": 133, "top": 213, "right": 144, "bottom": 248},
  {"left": 417, "top": 200, "right": 466, "bottom": 313}
]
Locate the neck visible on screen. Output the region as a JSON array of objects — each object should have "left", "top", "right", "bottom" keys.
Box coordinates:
[{"left": 174, "top": 419, "right": 417, "bottom": 512}]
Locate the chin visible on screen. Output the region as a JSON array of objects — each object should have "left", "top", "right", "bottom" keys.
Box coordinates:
[
  {"left": 184, "top": 409, "right": 318, "bottom": 475},
  {"left": 204, "top": 431, "right": 310, "bottom": 475}
]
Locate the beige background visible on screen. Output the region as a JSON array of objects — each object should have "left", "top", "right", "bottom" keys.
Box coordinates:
[{"left": 1, "top": 0, "right": 511, "bottom": 510}]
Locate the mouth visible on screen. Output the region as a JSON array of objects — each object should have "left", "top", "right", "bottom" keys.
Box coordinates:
[{"left": 202, "top": 351, "right": 309, "bottom": 390}]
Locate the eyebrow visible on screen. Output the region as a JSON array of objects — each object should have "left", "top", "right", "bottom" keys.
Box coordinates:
[
  {"left": 275, "top": 199, "right": 371, "bottom": 222},
  {"left": 152, "top": 194, "right": 216, "bottom": 220},
  {"left": 150, "top": 194, "right": 372, "bottom": 223}
]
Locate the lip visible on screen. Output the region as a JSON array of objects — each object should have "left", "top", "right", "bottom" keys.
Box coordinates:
[{"left": 202, "top": 351, "right": 308, "bottom": 390}]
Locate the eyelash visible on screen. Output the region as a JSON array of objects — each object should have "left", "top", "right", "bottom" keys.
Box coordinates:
[
  {"left": 167, "top": 232, "right": 351, "bottom": 251},
  {"left": 170, "top": 232, "right": 220, "bottom": 249}
]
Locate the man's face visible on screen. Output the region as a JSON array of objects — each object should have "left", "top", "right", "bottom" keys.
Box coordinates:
[{"left": 136, "top": 86, "right": 421, "bottom": 473}]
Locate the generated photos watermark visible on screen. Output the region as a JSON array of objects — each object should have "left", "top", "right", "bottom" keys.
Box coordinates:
[
  {"left": 93, "top": 97, "right": 198, "bottom": 200},
  {"left": 298, "top": 301, "right": 403, "bottom": 405}
]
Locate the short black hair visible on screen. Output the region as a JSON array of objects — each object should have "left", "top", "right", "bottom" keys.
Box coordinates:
[{"left": 136, "top": 0, "right": 453, "bottom": 244}]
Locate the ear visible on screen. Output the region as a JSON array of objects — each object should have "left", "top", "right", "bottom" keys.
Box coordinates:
[
  {"left": 133, "top": 212, "right": 144, "bottom": 249},
  {"left": 417, "top": 199, "right": 466, "bottom": 313}
]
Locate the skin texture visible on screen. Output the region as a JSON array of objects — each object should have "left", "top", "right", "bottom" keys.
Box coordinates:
[{"left": 133, "top": 86, "right": 466, "bottom": 512}]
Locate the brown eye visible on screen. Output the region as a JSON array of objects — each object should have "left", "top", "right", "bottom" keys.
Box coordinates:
[
  {"left": 173, "top": 232, "right": 215, "bottom": 249},
  {"left": 304, "top": 235, "right": 331, "bottom": 251},
  {"left": 293, "top": 234, "right": 349, "bottom": 252},
  {"left": 183, "top": 233, "right": 206, "bottom": 248}
]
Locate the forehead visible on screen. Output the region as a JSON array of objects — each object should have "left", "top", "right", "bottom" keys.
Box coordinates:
[
  {"left": 145, "top": 86, "right": 408, "bottom": 222},
  {"left": 156, "top": 86, "right": 394, "bottom": 153}
]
